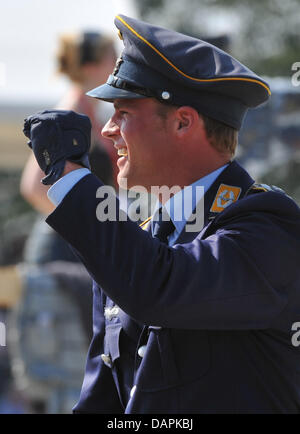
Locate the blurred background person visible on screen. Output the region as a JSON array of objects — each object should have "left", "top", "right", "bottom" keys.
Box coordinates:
[
  {"left": 21, "top": 30, "right": 117, "bottom": 217},
  {"left": 20, "top": 30, "right": 117, "bottom": 265},
  {"left": 0, "top": 30, "right": 117, "bottom": 414},
  {"left": 0, "top": 0, "right": 134, "bottom": 415}
]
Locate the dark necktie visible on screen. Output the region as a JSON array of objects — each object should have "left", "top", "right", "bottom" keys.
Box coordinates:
[{"left": 152, "top": 207, "right": 175, "bottom": 244}]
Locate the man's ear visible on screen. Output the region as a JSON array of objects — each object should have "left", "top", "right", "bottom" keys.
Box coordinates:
[{"left": 174, "top": 106, "right": 199, "bottom": 133}]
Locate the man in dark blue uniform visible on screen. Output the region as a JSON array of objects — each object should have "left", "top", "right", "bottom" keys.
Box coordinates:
[{"left": 23, "top": 15, "right": 300, "bottom": 413}]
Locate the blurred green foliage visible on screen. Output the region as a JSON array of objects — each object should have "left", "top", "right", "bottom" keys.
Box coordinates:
[{"left": 136, "top": 0, "right": 300, "bottom": 76}]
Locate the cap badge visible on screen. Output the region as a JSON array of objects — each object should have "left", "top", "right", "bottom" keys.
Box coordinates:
[
  {"left": 73, "top": 138, "right": 78, "bottom": 146},
  {"left": 161, "top": 91, "right": 171, "bottom": 100},
  {"left": 42, "top": 150, "right": 51, "bottom": 166},
  {"left": 211, "top": 184, "right": 241, "bottom": 213},
  {"left": 112, "top": 56, "right": 124, "bottom": 76}
]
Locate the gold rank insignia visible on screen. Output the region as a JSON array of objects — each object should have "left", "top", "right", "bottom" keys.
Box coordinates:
[
  {"left": 139, "top": 216, "right": 152, "bottom": 231},
  {"left": 210, "top": 184, "right": 241, "bottom": 213}
]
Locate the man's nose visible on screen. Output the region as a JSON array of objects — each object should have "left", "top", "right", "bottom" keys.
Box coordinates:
[{"left": 101, "top": 119, "right": 120, "bottom": 140}]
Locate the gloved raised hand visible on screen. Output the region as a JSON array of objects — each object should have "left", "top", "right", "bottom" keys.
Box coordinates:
[{"left": 23, "top": 109, "right": 92, "bottom": 185}]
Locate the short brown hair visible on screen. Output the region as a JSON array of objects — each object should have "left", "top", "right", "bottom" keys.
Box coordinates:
[
  {"left": 200, "top": 114, "right": 238, "bottom": 157},
  {"left": 155, "top": 102, "right": 238, "bottom": 157}
]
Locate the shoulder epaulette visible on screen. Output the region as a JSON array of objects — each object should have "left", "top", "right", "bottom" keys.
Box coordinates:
[
  {"left": 247, "top": 183, "right": 286, "bottom": 196},
  {"left": 246, "top": 183, "right": 296, "bottom": 203}
]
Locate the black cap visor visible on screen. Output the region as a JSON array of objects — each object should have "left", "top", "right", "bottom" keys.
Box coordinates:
[{"left": 86, "top": 83, "right": 145, "bottom": 102}]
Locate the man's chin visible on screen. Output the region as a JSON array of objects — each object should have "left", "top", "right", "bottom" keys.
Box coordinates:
[
  {"left": 117, "top": 175, "right": 149, "bottom": 193},
  {"left": 118, "top": 175, "right": 129, "bottom": 190}
]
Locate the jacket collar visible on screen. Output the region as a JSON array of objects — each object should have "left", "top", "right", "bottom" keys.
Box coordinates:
[
  {"left": 140, "top": 160, "right": 255, "bottom": 241},
  {"left": 175, "top": 160, "right": 255, "bottom": 244}
]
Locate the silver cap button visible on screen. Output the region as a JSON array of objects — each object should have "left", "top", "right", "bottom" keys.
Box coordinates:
[{"left": 161, "top": 91, "right": 171, "bottom": 100}]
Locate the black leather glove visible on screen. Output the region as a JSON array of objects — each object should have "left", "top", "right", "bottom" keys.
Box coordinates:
[{"left": 23, "top": 109, "right": 92, "bottom": 185}]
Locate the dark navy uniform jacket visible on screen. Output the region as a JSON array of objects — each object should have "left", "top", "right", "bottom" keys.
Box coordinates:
[{"left": 46, "top": 161, "right": 300, "bottom": 414}]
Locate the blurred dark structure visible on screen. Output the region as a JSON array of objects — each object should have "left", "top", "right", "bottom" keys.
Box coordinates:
[
  {"left": 238, "top": 78, "right": 300, "bottom": 204},
  {"left": 7, "top": 262, "right": 92, "bottom": 414},
  {"left": 136, "top": 0, "right": 300, "bottom": 77},
  {"left": 0, "top": 170, "right": 35, "bottom": 266}
]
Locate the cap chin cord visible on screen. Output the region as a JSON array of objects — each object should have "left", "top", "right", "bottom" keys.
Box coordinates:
[{"left": 106, "top": 75, "right": 172, "bottom": 103}]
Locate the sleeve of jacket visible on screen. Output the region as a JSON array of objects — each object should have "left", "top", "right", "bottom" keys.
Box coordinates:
[{"left": 46, "top": 173, "right": 300, "bottom": 330}]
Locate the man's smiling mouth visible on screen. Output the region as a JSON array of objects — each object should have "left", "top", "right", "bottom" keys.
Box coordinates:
[{"left": 117, "top": 147, "right": 128, "bottom": 157}]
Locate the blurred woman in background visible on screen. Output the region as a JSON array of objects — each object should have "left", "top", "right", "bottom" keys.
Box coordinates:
[
  {"left": 9, "top": 30, "right": 118, "bottom": 413},
  {"left": 21, "top": 30, "right": 117, "bottom": 216},
  {"left": 20, "top": 30, "right": 117, "bottom": 264}
]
